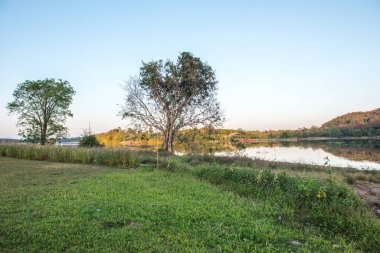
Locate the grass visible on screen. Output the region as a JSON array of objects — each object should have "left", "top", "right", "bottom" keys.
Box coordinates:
[
  {"left": 0, "top": 143, "right": 139, "bottom": 168},
  {"left": 194, "top": 164, "right": 380, "bottom": 252},
  {"left": 1, "top": 145, "right": 380, "bottom": 252}
]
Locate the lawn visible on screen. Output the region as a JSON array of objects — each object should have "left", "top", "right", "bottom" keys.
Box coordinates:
[{"left": 0, "top": 157, "right": 379, "bottom": 252}]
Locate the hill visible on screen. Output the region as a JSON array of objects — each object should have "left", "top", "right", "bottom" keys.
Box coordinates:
[{"left": 322, "top": 108, "right": 380, "bottom": 129}]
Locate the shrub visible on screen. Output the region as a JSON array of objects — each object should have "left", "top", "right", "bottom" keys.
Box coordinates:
[{"left": 79, "top": 135, "right": 101, "bottom": 147}]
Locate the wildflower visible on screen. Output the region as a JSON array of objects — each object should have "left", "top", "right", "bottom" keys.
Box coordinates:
[{"left": 316, "top": 190, "right": 326, "bottom": 200}]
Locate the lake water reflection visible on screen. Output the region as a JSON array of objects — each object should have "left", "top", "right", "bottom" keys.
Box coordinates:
[
  {"left": 125, "top": 139, "right": 380, "bottom": 170},
  {"left": 173, "top": 140, "right": 380, "bottom": 170},
  {"left": 214, "top": 140, "right": 380, "bottom": 170}
]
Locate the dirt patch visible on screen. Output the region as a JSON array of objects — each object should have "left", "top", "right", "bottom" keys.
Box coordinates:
[{"left": 355, "top": 181, "right": 380, "bottom": 220}]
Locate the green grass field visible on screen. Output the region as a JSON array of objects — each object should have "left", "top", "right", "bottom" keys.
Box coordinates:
[{"left": 1, "top": 157, "right": 379, "bottom": 252}]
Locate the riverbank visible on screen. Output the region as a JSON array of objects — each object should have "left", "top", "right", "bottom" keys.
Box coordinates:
[{"left": 1, "top": 144, "right": 380, "bottom": 252}]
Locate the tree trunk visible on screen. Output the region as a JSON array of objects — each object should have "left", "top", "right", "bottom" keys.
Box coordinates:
[
  {"left": 163, "top": 128, "right": 175, "bottom": 152},
  {"left": 40, "top": 122, "right": 48, "bottom": 145},
  {"left": 167, "top": 129, "right": 174, "bottom": 152},
  {"left": 162, "top": 131, "right": 168, "bottom": 151}
]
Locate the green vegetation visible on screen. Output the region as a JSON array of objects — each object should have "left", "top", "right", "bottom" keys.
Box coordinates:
[
  {"left": 1, "top": 144, "right": 380, "bottom": 252},
  {"left": 95, "top": 126, "right": 235, "bottom": 147},
  {"left": 0, "top": 144, "right": 138, "bottom": 168},
  {"left": 6, "top": 79, "right": 75, "bottom": 145},
  {"left": 195, "top": 165, "right": 379, "bottom": 251},
  {"left": 96, "top": 127, "right": 158, "bottom": 146},
  {"left": 94, "top": 108, "right": 380, "bottom": 148},
  {"left": 120, "top": 52, "right": 223, "bottom": 152},
  {"left": 239, "top": 108, "right": 380, "bottom": 139},
  {"left": 237, "top": 125, "right": 380, "bottom": 140},
  {"left": 79, "top": 134, "right": 101, "bottom": 147}
]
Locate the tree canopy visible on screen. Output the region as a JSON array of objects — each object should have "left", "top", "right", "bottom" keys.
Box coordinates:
[
  {"left": 7, "top": 79, "right": 75, "bottom": 145},
  {"left": 121, "top": 52, "right": 223, "bottom": 151}
]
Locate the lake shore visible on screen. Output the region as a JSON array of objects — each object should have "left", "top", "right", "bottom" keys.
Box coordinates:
[
  {"left": 235, "top": 157, "right": 380, "bottom": 219},
  {"left": 238, "top": 136, "right": 380, "bottom": 144}
]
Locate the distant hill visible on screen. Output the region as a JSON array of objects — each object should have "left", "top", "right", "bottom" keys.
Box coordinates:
[{"left": 322, "top": 108, "right": 380, "bottom": 129}]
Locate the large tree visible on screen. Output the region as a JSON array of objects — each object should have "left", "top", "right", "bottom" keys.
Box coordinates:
[
  {"left": 121, "top": 52, "right": 223, "bottom": 152},
  {"left": 7, "top": 79, "right": 75, "bottom": 145}
]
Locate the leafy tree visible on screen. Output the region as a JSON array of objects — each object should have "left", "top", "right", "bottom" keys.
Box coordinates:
[
  {"left": 121, "top": 52, "right": 223, "bottom": 152},
  {"left": 7, "top": 79, "right": 75, "bottom": 145}
]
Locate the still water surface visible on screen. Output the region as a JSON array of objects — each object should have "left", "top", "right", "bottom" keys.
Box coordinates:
[{"left": 177, "top": 140, "right": 380, "bottom": 170}]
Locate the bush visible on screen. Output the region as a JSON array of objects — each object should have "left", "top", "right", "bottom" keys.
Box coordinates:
[{"left": 79, "top": 135, "right": 101, "bottom": 147}]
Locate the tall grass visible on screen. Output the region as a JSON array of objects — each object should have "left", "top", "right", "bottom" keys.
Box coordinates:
[{"left": 0, "top": 144, "right": 139, "bottom": 168}]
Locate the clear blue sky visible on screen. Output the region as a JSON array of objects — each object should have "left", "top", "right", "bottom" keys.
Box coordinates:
[{"left": 1, "top": 0, "right": 379, "bottom": 138}]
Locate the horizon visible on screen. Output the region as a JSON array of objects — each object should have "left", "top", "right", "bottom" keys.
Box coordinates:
[
  {"left": 1, "top": 106, "right": 379, "bottom": 140},
  {"left": 1, "top": 1, "right": 380, "bottom": 139}
]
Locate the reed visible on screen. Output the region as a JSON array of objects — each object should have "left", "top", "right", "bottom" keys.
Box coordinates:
[{"left": 0, "top": 143, "right": 139, "bottom": 168}]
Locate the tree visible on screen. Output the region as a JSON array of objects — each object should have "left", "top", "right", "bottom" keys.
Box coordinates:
[
  {"left": 121, "top": 52, "right": 223, "bottom": 152},
  {"left": 7, "top": 79, "right": 75, "bottom": 145}
]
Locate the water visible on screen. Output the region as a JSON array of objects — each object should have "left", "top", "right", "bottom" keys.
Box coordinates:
[
  {"left": 176, "top": 140, "right": 380, "bottom": 170},
  {"left": 56, "top": 141, "right": 79, "bottom": 147}
]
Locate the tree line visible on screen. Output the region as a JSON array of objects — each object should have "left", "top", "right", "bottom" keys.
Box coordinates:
[
  {"left": 235, "top": 126, "right": 380, "bottom": 139},
  {"left": 95, "top": 123, "right": 380, "bottom": 148}
]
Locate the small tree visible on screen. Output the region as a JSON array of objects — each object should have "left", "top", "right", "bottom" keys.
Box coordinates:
[
  {"left": 121, "top": 52, "right": 223, "bottom": 152},
  {"left": 7, "top": 79, "right": 75, "bottom": 145}
]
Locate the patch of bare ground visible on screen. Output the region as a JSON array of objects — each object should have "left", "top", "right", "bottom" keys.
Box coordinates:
[{"left": 355, "top": 181, "right": 380, "bottom": 220}]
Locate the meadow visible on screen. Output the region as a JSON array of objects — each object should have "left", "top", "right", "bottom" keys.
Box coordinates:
[{"left": 1, "top": 144, "right": 380, "bottom": 252}]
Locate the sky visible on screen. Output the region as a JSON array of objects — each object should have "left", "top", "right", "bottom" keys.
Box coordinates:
[{"left": 0, "top": 0, "right": 379, "bottom": 138}]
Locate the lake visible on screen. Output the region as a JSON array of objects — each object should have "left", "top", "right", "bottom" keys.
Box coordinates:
[{"left": 172, "top": 139, "right": 380, "bottom": 170}]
